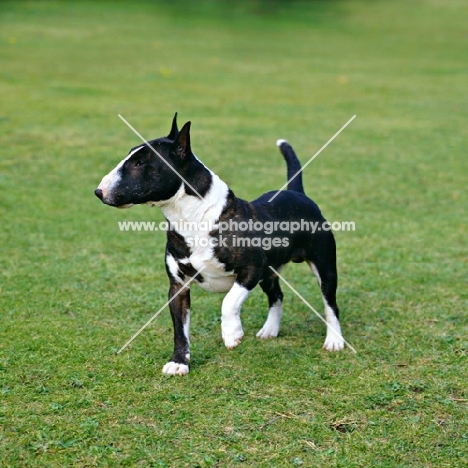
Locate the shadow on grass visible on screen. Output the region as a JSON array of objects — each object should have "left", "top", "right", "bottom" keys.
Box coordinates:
[{"left": 146, "top": 0, "right": 344, "bottom": 25}]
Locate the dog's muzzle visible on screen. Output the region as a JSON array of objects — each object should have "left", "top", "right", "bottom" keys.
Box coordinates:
[{"left": 95, "top": 188, "right": 103, "bottom": 200}]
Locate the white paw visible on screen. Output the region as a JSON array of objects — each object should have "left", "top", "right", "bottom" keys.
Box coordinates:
[
  {"left": 222, "top": 330, "right": 244, "bottom": 349},
  {"left": 162, "top": 361, "right": 189, "bottom": 376},
  {"left": 256, "top": 323, "right": 280, "bottom": 340},
  {"left": 222, "top": 320, "right": 244, "bottom": 349},
  {"left": 223, "top": 333, "right": 244, "bottom": 349},
  {"left": 322, "top": 334, "right": 345, "bottom": 352}
]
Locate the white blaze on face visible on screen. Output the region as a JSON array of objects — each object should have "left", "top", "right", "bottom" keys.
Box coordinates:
[{"left": 97, "top": 145, "right": 144, "bottom": 199}]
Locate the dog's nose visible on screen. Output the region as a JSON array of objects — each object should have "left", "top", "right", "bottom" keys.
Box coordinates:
[{"left": 95, "top": 188, "right": 103, "bottom": 200}]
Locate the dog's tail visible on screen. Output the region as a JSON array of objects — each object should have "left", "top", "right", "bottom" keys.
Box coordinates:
[{"left": 277, "top": 139, "right": 305, "bottom": 193}]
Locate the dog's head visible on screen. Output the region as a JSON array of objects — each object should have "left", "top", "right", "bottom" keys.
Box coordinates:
[{"left": 95, "top": 113, "right": 195, "bottom": 208}]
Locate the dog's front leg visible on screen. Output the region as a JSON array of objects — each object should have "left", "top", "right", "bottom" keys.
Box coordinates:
[
  {"left": 221, "top": 278, "right": 257, "bottom": 349},
  {"left": 162, "top": 281, "right": 191, "bottom": 376}
]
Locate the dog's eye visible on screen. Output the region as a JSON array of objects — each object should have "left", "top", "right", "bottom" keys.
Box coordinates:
[{"left": 134, "top": 160, "right": 144, "bottom": 167}]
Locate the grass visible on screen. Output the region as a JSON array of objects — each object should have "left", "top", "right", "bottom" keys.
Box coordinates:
[{"left": 0, "top": 0, "right": 467, "bottom": 466}]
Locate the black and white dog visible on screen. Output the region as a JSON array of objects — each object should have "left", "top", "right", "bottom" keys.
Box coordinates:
[{"left": 95, "top": 114, "right": 344, "bottom": 375}]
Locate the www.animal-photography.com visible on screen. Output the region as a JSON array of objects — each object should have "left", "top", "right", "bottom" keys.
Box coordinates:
[{"left": 1, "top": 0, "right": 466, "bottom": 466}]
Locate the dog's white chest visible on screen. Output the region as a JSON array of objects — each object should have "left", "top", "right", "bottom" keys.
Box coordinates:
[
  {"left": 167, "top": 248, "right": 235, "bottom": 293},
  {"left": 197, "top": 272, "right": 236, "bottom": 293},
  {"left": 192, "top": 254, "right": 236, "bottom": 293},
  {"left": 161, "top": 170, "right": 236, "bottom": 293}
]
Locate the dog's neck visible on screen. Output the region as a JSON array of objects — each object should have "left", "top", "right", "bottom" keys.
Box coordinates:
[{"left": 150, "top": 170, "right": 230, "bottom": 226}]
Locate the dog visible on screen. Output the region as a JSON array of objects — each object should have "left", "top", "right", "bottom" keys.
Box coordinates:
[{"left": 95, "top": 114, "right": 345, "bottom": 375}]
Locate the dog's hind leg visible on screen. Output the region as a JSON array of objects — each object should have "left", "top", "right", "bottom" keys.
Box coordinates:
[
  {"left": 309, "top": 261, "right": 345, "bottom": 351},
  {"left": 256, "top": 276, "right": 284, "bottom": 339}
]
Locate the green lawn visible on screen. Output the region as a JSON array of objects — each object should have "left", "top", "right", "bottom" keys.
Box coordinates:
[{"left": 1, "top": 0, "right": 467, "bottom": 466}]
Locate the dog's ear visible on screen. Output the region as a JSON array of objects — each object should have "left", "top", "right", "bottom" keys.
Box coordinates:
[
  {"left": 173, "top": 121, "right": 192, "bottom": 159},
  {"left": 167, "top": 112, "right": 178, "bottom": 140}
]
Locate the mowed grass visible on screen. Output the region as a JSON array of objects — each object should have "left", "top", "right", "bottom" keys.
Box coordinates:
[{"left": 0, "top": 0, "right": 467, "bottom": 466}]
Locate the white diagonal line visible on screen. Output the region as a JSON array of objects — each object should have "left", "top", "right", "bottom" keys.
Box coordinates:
[
  {"left": 118, "top": 114, "right": 205, "bottom": 201},
  {"left": 116, "top": 266, "right": 206, "bottom": 354},
  {"left": 268, "top": 115, "right": 356, "bottom": 203},
  {"left": 269, "top": 266, "right": 357, "bottom": 353}
]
